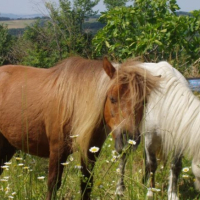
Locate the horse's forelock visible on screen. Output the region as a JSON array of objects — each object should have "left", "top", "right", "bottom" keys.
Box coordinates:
[{"left": 113, "top": 60, "right": 160, "bottom": 109}]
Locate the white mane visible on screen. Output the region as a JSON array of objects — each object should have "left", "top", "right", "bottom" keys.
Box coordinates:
[{"left": 138, "top": 61, "right": 200, "bottom": 159}]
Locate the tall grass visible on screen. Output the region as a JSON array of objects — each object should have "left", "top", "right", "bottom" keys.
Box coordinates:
[{"left": 0, "top": 134, "right": 199, "bottom": 200}]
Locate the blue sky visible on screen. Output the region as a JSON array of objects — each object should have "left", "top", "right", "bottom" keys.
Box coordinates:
[{"left": 0, "top": 0, "right": 200, "bottom": 15}]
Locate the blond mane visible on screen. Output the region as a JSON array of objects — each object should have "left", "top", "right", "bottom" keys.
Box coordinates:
[
  {"left": 44, "top": 57, "right": 160, "bottom": 157},
  {"left": 46, "top": 57, "right": 112, "bottom": 156}
]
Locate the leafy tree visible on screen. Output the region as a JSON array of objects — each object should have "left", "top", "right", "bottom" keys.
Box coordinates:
[
  {"left": 73, "top": 0, "right": 100, "bottom": 32},
  {"left": 0, "top": 24, "right": 14, "bottom": 65},
  {"left": 93, "top": 0, "right": 200, "bottom": 72},
  {"left": 10, "top": 0, "right": 99, "bottom": 67},
  {"left": 103, "top": 0, "right": 130, "bottom": 10}
]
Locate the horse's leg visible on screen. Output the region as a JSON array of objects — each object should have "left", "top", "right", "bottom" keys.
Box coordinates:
[
  {"left": 167, "top": 156, "right": 182, "bottom": 200},
  {"left": 143, "top": 134, "right": 160, "bottom": 199},
  {"left": 0, "top": 133, "right": 16, "bottom": 175},
  {"left": 115, "top": 153, "right": 128, "bottom": 196},
  {"left": 46, "top": 143, "right": 70, "bottom": 200}
]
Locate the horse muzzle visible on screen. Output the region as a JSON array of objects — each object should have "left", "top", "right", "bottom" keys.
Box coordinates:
[{"left": 114, "top": 128, "right": 141, "bottom": 154}]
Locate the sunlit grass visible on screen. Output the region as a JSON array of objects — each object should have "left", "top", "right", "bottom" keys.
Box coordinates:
[{"left": 0, "top": 134, "right": 199, "bottom": 200}]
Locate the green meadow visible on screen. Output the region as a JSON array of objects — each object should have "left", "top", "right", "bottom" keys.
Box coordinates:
[{"left": 0, "top": 134, "right": 199, "bottom": 200}]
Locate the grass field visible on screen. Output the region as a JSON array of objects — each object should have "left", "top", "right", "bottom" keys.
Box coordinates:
[
  {"left": 0, "top": 19, "right": 36, "bottom": 29},
  {"left": 0, "top": 134, "right": 199, "bottom": 200}
]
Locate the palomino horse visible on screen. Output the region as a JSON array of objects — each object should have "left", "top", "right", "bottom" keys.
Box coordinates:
[
  {"left": 0, "top": 57, "right": 159, "bottom": 199},
  {"left": 111, "top": 60, "right": 199, "bottom": 200}
]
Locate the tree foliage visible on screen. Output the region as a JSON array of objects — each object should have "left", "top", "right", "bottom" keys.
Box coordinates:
[
  {"left": 9, "top": 0, "right": 99, "bottom": 67},
  {"left": 103, "top": 0, "right": 130, "bottom": 10},
  {"left": 93, "top": 0, "right": 200, "bottom": 72},
  {"left": 0, "top": 24, "right": 14, "bottom": 65}
]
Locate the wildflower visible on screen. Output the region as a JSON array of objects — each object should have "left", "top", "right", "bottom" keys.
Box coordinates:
[
  {"left": 148, "top": 188, "right": 161, "bottom": 193},
  {"left": 116, "top": 168, "right": 121, "bottom": 174},
  {"left": 8, "top": 196, "right": 14, "bottom": 199},
  {"left": 5, "top": 185, "right": 10, "bottom": 194},
  {"left": 23, "top": 166, "right": 29, "bottom": 170},
  {"left": 11, "top": 192, "right": 16, "bottom": 195},
  {"left": 69, "top": 156, "right": 74, "bottom": 162},
  {"left": 182, "top": 175, "right": 189, "bottom": 178},
  {"left": 182, "top": 167, "right": 189, "bottom": 172},
  {"left": 0, "top": 179, "right": 8, "bottom": 182},
  {"left": 15, "top": 157, "right": 23, "bottom": 161},
  {"left": 112, "top": 150, "right": 118, "bottom": 156},
  {"left": 1, "top": 165, "right": 9, "bottom": 169},
  {"left": 111, "top": 157, "right": 117, "bottom": 162},
  {"left": 89, "top": 146, "right": 100, "bottom": 153},
  {"left": 75, "top": 165, "right": 82, "bottom": 169},
  {"left": 128, "top": 139, "right": 136, "bottom": 145},
  {"left": 70, "top": 134, "right": 79, "bottom": 138},
  {"left": 4, "top": 162, "right": 12, "bottom": 165},
  {"left": 18, "top": 163, "right": 24, "bottom": 166},
  {"left": 61, "top": 162, "right": 70, "bottom": 166},
  {"left": 37, "top": 176, "right": 45, "bottom": 180}
]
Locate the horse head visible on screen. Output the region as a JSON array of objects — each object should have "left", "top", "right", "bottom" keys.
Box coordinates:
[{"left": 103, "top": 58, "right": 160, "bottom": 153}]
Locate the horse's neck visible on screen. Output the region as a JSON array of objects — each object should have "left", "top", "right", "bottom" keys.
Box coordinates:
[{"left": 146, "top": 72, "right": 200, "bottom": 158}]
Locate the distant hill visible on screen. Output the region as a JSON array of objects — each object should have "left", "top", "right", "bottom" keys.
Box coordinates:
[
  {"left": 176, "top": 11, "right": 192, "bottom": 16},
  {"left": 0, "top": 13, "right": 44, "bottom": 19}
]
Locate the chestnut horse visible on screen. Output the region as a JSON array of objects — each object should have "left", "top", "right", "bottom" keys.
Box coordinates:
[{"left": 0, "top": 57, "right": 159, "bottom": 199}]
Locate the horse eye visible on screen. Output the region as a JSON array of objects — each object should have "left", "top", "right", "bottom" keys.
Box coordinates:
[{"left": 110, "top": 96, "right": 117, "bottom": 104}]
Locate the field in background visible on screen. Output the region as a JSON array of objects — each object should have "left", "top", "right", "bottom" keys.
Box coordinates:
[{"left": 0, "top": 19, "right": 36, "bottom": 29}]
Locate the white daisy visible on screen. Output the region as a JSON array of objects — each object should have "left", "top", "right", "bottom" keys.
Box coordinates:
[
  {"left": 128, "top": 139, "right": 136, "bottom": 145},
  {"left": 182, "top": 167, "right": 189, "bottom": 172},
  {"left": 89, "top": 146, "right": 100, "bottom": 153}
]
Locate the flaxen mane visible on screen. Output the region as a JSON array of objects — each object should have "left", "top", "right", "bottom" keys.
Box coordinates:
[
  {"left": 45, "top": 57, "right": 112, "bottom": 155},
  {"left": 116, "top": 60, "right": 160, "bottom": 110}
]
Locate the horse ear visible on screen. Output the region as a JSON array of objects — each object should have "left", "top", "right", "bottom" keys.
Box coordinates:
[{"left": 103, "top": 57, "right": 116, "bottom": 79}]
